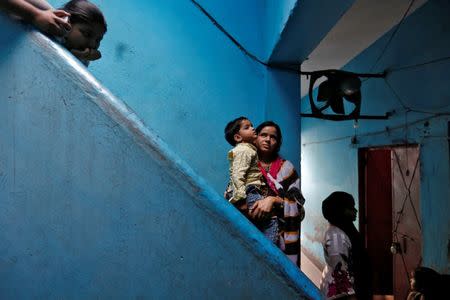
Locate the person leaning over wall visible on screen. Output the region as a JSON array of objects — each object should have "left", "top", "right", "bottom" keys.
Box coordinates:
[{"left": 0, "top": 0, "right": 107, "bottom": 65}]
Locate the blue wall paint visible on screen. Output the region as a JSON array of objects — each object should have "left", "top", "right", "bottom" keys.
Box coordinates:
[
  {"left": 264, "top": 0, "right": 298, "bottom": 60},
  {"left": 300, "top": 0, "right": 450, "bottom": 273},
  {"left": 195, "top": 0, "right": 265, "bottom": 60},
  {"left": 49, "top": 0, "right": 265, "bottom": 193},
  {"left": 0, "top": 17, "right": 322, "bottom": 299},
  {"left": 48, "top": 1, "right": 303, "bottom": 196},
  {"left": 265, "top": 68, "right": 301, "bottom": 169},
  {"left": 269, "top": 0, "right": 355, "bottom": 63}
]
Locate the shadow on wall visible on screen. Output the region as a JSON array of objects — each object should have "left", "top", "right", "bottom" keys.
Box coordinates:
[{"left": 0, "top": 15, "right": 27, "bottom": 65}]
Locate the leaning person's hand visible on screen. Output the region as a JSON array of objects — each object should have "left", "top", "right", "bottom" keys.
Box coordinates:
[
  {"left": 33, "top": 9, "right": 71, "bottom": 36},
  {"left": 70, "top": 48, "right": 102, "bottom": 61}
]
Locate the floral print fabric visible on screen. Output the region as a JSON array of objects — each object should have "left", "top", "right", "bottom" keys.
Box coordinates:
[{"left": 320, "top": 225, "right": 356, "bottom": 299}]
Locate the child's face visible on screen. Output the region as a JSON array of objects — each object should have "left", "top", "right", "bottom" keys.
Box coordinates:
[
  {"left": 65, "top": 22, "right": 105, "bottom": 51},
  {"left": 343, "top": 206, "right": 357, "bottom": 222},
  {"left": 234, "top": 119, "right": 257, "bottom": 144}
]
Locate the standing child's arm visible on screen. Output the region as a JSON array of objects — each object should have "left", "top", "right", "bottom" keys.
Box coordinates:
[{"left": 0, "top": 0, "right": 71, "bottom": 36}]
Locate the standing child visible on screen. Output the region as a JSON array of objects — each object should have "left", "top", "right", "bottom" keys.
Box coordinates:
[
  {"left": 224, "top": 116, "right": 278, "bottom": 243},
  {"left": 0, "top": 0, "right": 107, "bottom": 65},
  {"left": 320, "top": 191, "right": 371, "bottom": 300}
]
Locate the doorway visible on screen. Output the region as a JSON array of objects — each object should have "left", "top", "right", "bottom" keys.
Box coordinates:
[{"left": 359, "top": 145, "right": 422, "bottom": 300}]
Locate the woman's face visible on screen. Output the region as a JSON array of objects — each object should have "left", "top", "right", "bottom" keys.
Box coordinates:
[{"left": 255, "top": 126, "right": 278, "bottom": 156}]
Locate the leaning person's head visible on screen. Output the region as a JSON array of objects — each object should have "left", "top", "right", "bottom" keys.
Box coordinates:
[
  {"left": 255, "top": 121, "right": 283, "bottom": 159},
  {"left": 224, "top": 116, "right": 256, "bottom": 146},
  {"left": 62, "top": 0, "right": 107, "bottom": 55},
  {"left": 322, "top": 191, "right": 357, "bottom": 226}
]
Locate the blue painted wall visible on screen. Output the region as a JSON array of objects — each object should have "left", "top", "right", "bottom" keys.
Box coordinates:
[
  {"left": 0, "top": 16, "right": 322, "bottom": 299},
  {"left": 48, "top": 0, "right": 302, "bottom": 194},
  {"left": 265, "top": 68, "right": 301, "bottom": 169},
  {"left": 264, "top": 0, "right": 298, "bottom": 59},
  {"left": 269, "top": 0, "right": 355, "bottom": 63},
  {"left": 300, "top": 0, "right": 450, "bottom": 273},
  {"left": 194, "top": 0, "right": 265, "bottom": 60}
]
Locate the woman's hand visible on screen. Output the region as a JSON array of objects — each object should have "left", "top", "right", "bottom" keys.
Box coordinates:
[
  {"left": 70, "top": 48, "right": 102, "bottom": 61},
  {"left": 249, "top": 196, "right": 282, "bottom": 220},
  {"left": 33, "top": 9, "right": 71, "bottom": 36}
]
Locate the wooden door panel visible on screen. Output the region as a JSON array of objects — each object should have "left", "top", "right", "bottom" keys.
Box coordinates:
[
  {"left": 392, "top": 146, "right": 421, "bottom": 300},
  {"left": 363, "top": 149, "right": 393, "bottom": 295}
]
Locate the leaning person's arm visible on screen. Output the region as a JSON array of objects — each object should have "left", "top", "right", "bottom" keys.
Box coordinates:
[
  {"left": 1, "top": 0, "right": 44, "bottom": 21},
  {"left": 24, "top": 0, "right": 51, "bottom": 10},
  {"left": 0, "top": 0, "right": 70, "bottom": 36}
]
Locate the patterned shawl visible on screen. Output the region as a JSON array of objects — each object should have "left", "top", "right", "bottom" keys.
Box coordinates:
[{"left": 259, "top": 157, "right": 305, "bottom": 267}]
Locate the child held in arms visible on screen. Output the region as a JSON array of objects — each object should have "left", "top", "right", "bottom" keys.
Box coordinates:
[{"left": 224, "top": 116, "right": 279, "bottom": 243}]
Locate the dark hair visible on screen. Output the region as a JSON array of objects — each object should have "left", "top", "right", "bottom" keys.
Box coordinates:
[
  {"left": 322, "top": 191, "right": 355, "bottom": 225},
  {"left": 224, "top": 116, "right": 247, "bottom": 146},
  {"left": 412, "top": 267, "right": 440, "bottom": 298},
  {"left": 62, "top": 0, "right": 107, "bottom": 32},
  {"left": 255, "top": 121, "right": 283, "bottom": 155}
]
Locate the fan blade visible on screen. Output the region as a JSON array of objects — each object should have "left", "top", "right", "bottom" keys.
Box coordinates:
[
  {"left": 329, "top": 96, "right": 345, "bottom": 114},
  {"left": 343, "top": 91, "right": 361, "bottom": 117},
  {"left": 343, "top": 90, "right": 361, "bottom": 104},
  {"left": 318, "top": 103, "right": 330, "bottom": 112},
  {"left": 317, "top": 80, "right": 332, "bottom": 102},
  {"left": 340, "top": 75, "right": 361, "bottom": 96}
]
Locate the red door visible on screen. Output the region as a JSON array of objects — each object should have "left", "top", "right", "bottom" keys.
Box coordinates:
[{"left": 359, "top": 148, "right": 393, "bottom": 296}]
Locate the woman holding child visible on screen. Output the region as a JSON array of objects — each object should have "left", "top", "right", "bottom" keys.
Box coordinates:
[
  {"left": 224, "top": 119, "right": 304, "bottom": 266},
  {"left": 251, "top": 121, "right": 305, "bottom": 267}
]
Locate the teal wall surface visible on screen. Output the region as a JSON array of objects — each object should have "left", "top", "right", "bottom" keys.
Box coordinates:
[
  {"left": 269, "top": 0, "right": 355, "bottom": 63},
  {"left": 49, "top": 0, "right": 302, "bottom": 194},
  {"left": 263, "top": 0, "right": 298, "bottom": 59},
  {"left": 300, "top": 0, "right": 450, "bottom": 273},
  {"left": 0, "top": 16, "right": 321, "bottom": 299}
]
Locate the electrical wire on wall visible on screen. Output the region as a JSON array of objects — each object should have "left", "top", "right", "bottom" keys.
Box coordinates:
[
  {"left": 190, "top": 0, "right": 450, "bottom": 283},
  {"left": 300, "top": 0, "right": 450, "bottom": 145},
  {"left": 368, "top": 0, "right": 417, "bottom": 73},
  {"left": 301, "top": 113, "right": 450, "bottom": 147},
  {"left": 190, "top": 0, "right": 302, "bottom": 74},
  {"left": 191, "top": 0, "right": 450, "bottom": 111}
]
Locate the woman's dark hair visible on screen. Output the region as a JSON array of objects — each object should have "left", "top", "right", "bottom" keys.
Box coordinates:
[
  {"left": 224, "top": 116, "right": 247, "bottom": 146},
  {"left": 62, "top": 0, "right": 107, "bottom": 32},
  {"left": 255, "top": 121, "right": 283, "bottom": 155}
]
